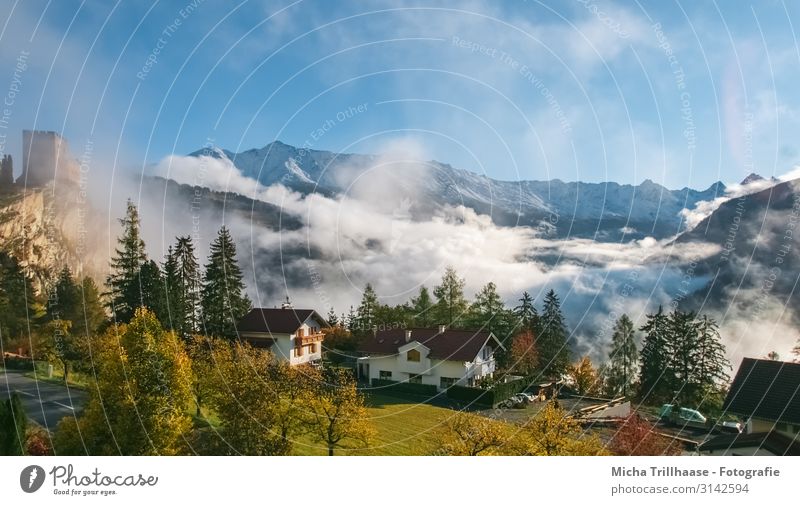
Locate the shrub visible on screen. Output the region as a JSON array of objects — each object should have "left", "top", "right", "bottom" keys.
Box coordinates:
[{"left": 369, "top": 378, "right": 438, "bottom": 397}]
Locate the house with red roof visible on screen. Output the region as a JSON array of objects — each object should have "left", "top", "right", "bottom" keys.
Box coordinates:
[
  {"left": 356, "top": 325, "right": 504, "bottom": 391},
  {"left": 237, "top": 303, "right": 330, "bottom": 366}
]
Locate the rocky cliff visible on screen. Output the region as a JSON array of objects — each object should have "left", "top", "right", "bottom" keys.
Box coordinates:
[{"left": 0, "top": 183, "right": 108, "bottom": 292}]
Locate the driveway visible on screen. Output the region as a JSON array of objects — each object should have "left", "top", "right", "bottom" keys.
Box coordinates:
[{"left": 1, "top": 369, "right": 87, "bottom": 430}]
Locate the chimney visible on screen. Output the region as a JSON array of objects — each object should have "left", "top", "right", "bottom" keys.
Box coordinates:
[
  {"left": 438, "top": 324, "right": 446, "bottom": 334},
  {"left": 281, "top": 296, "right": 293, "bottom": 309},
  {"left": 405, "top": 330, "right": 412, "bottom": 342}
]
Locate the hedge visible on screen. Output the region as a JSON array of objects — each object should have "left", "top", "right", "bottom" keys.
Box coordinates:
[
  {"left": 447, "top": 377, "right": 528, "bottom": 407},
  {"left": 370, "top": 378, "right": 438, "bottom": 397},
  {"left": 1, "top": 356, "right": 35, "bottom": 371}
]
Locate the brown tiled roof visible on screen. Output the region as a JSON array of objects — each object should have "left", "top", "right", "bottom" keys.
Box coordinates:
[
  {"left": 723, "top": 358, "right": 800, "bottom": 424},
  {"left": 358, "top": 328, "right": 500, "bottom": 362},
  {"left": 237, "top": 308, "right": 329, "bottom": 335},
  {"left": 699, "top": 431, "right": 800, "bottom": 456}
]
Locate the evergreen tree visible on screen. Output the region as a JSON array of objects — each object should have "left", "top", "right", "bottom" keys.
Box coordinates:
[
  {"left": 74, "top": 277, "right": 107, "bottom": 337},
  {"left": 638, "top": 306, "right": 672, "bottom": 403},
  {"left": 538, "top": 289, "right": 571, "bottom": 377},
  {"left": 410, "top": 286, "right": 433, "bottom": 327},
  {"left": 106, "top": 200, "right": 147, "bottom": 323},
  {"left": 432, "top": 266, "right": 468, "bottom": 327},
  {"left": 49, "top": 266, "right": 79, "bottom": 322},
  {"left": 693, "top": 315, "right": 731, "bottom": 402},
  {"left": 137, "top": 260, "right": 167, "bottom": 322},
  {"left": 606, "top": 314, "right": 638, "bottom": 397},
  {"left": 468, "top": 282, "right": 512, "bottom": 342},
  {"left": 514, "top": 291, "right": 539, "bottom": 332},
  {"left": 165, "top": 236, "right": 201, "bottom": 339},
  {"left": 667, "top": 309, "right": 699, "bottom": 403},
  {"left": 0, "top": 393, "right": 27, "bottom": 455},
  {"left": 200, "top": 226, "right": 251, "bottom": 339},
  {"left": 0, "top": 251, "right": 41, "bottom": 340},
  {"left": 345, "top": 306, "right": 356, "bottom": 333},
  {"left": 354, "top": 283, "right": 379, "bottom": 334},
  {"left": 326, "top": 307, "right": 339, "bottom": 326}
]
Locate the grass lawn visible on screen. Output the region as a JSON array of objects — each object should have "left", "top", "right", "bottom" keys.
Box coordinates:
[{"left": 292, "top": 393, "right": 459, "bottom": 456}]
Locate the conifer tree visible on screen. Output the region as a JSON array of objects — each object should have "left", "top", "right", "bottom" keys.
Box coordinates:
[
  {"left": 432, "top": 266, "right": 468, "bottom": 327},
  {"left": 355, "top": 283, "right": 379, "bottom": 334},
  {"left": 200, "top": 226, "right": 251, "bottom": 339},
  {"left": 75, "top": 277, "right": 106, "bottom": 337},
  {"left": 0, "top": 252, "right": 41, "bottom": 339},
  {"left": 638, "top": 306, "right": 671, "bottom": 403},
  {"left": 166, "top": 236, "right": 201, "bottom": 339},
  {"left": 468, "top": 282, "right": 512, "bottom": 342},
  {"left": 667, "top": 309, "right": 699, "bottom": 403},
  {"left": 326, "top": 307, "right": 339, "bottom": 326},
  {"left": 137, "top": 260, "right": 166, "bottom": 322},
  {"left": 606, "top": 314, "right": 638, "bottom": 397},
  {"left": 693, "top": 315, "right": 731, "bottom": 403},
  {"left": 106, "top": 200, "right": 147, "bottom": 323},
  {"left": 410, "top": 286, "right": 433, "bottom": 327},
  {"left": 0, "top": 393, "right": 27, "bottom": 455},
  {"left": 162, "top": 245, "right": 180, "bottom": 332},
  {"left": 49, "top": 266, "right": 79, "bottom": 322},
  {"left": 538, "top": 289, "right": 571, "bottom": 377},
  {"left": 514, "top": 291, "right": 539, "bottom": 332}
]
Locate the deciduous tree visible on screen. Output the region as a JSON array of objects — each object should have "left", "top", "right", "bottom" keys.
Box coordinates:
[
  {"left": 606, "top": 314, "right": 638, "bottom": 397},
  {"left": 53, "top": 308, "right": 193, "bottom": 455},
  {"left": 610, "top": 414, "right": 682, "bottom": 456},
  {"left": 517, "top": 401, "right": 607, "bottom": 455},
  {"left": 0, "top": 393, "right": 27, "bottom": 455},
  {"left": 305, "top": 368, "right": 374, "bottom": 455},
  {"left": 509, "top": 329, "right": 539, "bottom": 376},
  {"left": 569, "top": 356, "right": 601, "bottom": 396},
  {"left": 435, "top": 411, "right": 511, "bottom": 456}
]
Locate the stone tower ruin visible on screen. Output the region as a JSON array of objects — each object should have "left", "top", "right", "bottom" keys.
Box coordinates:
[{"left": 16, "top": 130, "right": 79, "bottom": 187}]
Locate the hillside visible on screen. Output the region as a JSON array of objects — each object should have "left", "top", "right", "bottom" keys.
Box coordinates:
[{"left": 188, "top": 141, "right": 726, "bottom": 241}]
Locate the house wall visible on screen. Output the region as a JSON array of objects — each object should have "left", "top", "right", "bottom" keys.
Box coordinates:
[
  {"left": 702, "top": 446, "right": 777, "bottom": 456},
  {"left": 747, "top": 417, "right": 800, "bottom": 436},
  {"left": 239, "top": 316, "right": 324, "bottom": 366},
  {"left": 362, "top": 341, "right": 497, "bottom": 391}
]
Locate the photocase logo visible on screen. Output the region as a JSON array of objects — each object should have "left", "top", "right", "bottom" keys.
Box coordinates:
[{"left": 20, "top": 465, "right": 46, "bottom": 493}]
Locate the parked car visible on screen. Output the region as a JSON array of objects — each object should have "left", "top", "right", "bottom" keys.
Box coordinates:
[{"left": 658, "top": 404, "right": 707, "bottom": 428}]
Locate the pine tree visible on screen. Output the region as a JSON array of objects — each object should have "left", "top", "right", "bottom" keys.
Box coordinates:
[
  {"left": 326, "top": 307, "right": 339, "bottom": 326},
  {"left": 200, "top": 226, "right": 251, "bottom": 339},
  {"left": 0, "top": 252, "right": 41, "bottom": 339},
  {"left": 49, "top": 266, "right": 79, "bottom": 322},
  {"left": 167, "top": 236, "right": 201, "bottom": 339},
  {"left": 468, "top": 282, "right": 512, "bottom": 342},
  {"left": 74, "top": 277, "right": 106, "bottom": 337},
  {"left": 514, "top": 291, "right": 539, "bottom": 332},
  {"left": 106, "top": 200, "right": 147, "bottom": 323},
  {"left": 693, "top": 315, "right": 730, "bottom": 401},
  {"left": 638, "top": 306, "right": 672, "bottom": 403},
  {"left": 354, "top": 283, "right": 379, "bottom": 334},
  {"left": 667, "top": 309, "right": 700, "bottom": 404},
  {"left": 606, "top": 314, "right": 638, "bottom": 397},
  {"left": 162, "top": 245, "right": 180, "bottom": 332},
  {"left": 0, "top": 393, "right": 27, "bottom": 455},
  {"left": 345, "top": 306, "right": 357, "bottom": 333},
  {"left": 410, "top": 286, "right": 433, "bottom": 327},
  {"left": 137, "top": 260, "right": 166, "bottom": 322},
  {"left": 432, "top": 266, "right": 468, "bottom": 327},
  {"left": 538, "top": 289, "right": 571, "bottom": 377}
]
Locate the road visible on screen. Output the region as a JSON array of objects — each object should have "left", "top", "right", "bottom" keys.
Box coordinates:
[{"left": 1, "top": 369, "right": 87, "bottom": 430}]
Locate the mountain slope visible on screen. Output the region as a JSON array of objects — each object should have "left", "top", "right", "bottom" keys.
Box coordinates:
[{"left": 188, "top": 141, "right": 726, "bottom": 241}]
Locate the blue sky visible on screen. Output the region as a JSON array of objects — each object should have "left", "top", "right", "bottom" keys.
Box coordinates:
[{"left": 2, "top": 0, "right": 800, "bottom": 188}]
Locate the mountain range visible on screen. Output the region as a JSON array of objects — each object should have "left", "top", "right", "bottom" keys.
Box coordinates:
[{"left": 189, "top": 141, "right": 727, "bottom": 241}]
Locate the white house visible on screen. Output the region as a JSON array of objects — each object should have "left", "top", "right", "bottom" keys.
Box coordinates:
[
  {"left": 237, "top": 305, "right": 330, "bottom": 366},
  {"left": 356, "top": 325, "right": 504, "bottom": 391}
]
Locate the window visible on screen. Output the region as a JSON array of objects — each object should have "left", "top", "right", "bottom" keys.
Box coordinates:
[
  {"left": 297, "top": 328, "right": 305, "bottom": 338},
  {"left": 408, "top": 374, "right": 422, "bottom": 384},
  {"left": 440, "top": 377, "right": 458, "bottom": 389},
  {"left": 379, "top": 370, "right": 392, "bottom": 380},
  {"left": 407, "top": 349, "right": 421, "bottom": 362},
  {"left": 306, "top": 344, "right": 316, "bottom": 355}
]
